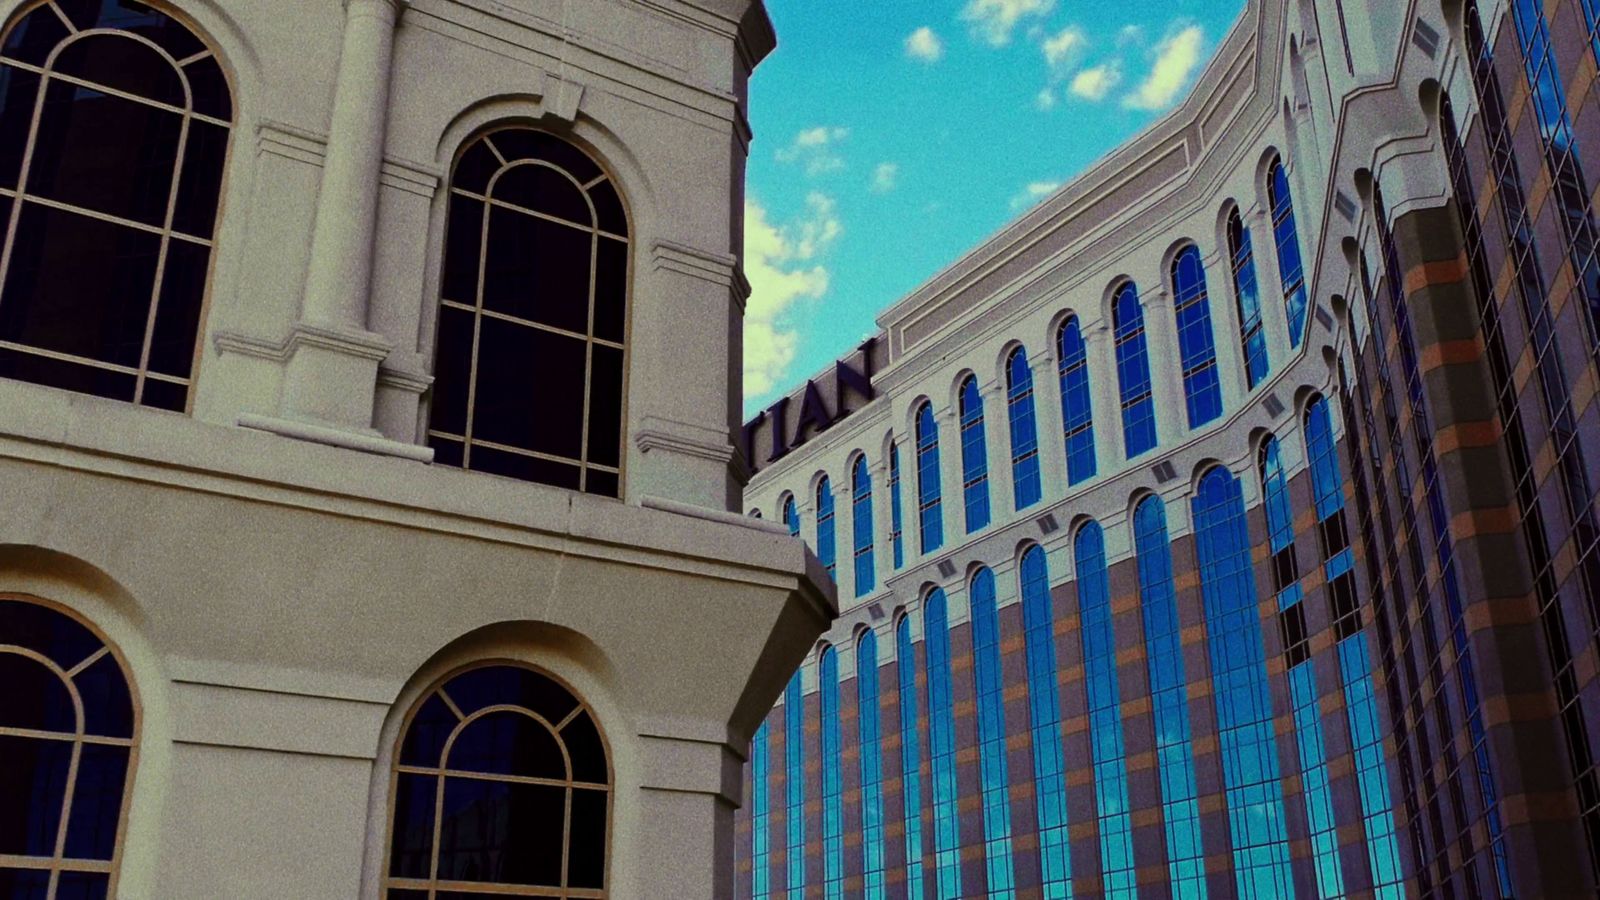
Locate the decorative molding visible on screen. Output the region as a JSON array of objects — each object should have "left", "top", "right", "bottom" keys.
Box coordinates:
[
  {"left": 633, "top": 427, "right": 735, "bottom": 466},
  {"left": 378, "top": 156, "right": 444, "bottom": 198},
  {"left": 213, "top": 328, "right": 290, "bottom": 362},
  {"left": 546, "top": 75, "right": 586, "bottom": 123},
  {"left": 377, "top": 365, "right": 433, "bottom": 395},
  {"left": 640, "top": 495, "right": 788, "bottom": 536},
  {"left": 256, "top": 119, "right": 328, "bottom": 165},
  {"left": 287, "top": 320, "right": 394, "bottom": 362},
  {"left": 239, "top": 412, "right": 435, "bottom": 463},
  {"left": 651, "top": 239, "right": 740, "bottom": 290}
]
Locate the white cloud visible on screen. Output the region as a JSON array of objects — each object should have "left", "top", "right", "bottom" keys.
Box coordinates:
[
  {"left": 1041, "top": 26, "right": 1087, "bottom": 68},
  {"left": 1035, "top": 87, "right": 1057, "bottom": 110},
  {"left": 870, "top": 162, "right": 899, "bottom": 193},
  {"left": 1117, "top": 24, "right": 1145, "bottom": 47},
  {"left": 1070, "top": 62, "right": 1122, "bottom": 101},
  {"left": 960, "top": 0, "right": 1054, "bottom": 46},
  {"left": 1009, "top": 180, "right": 1061, "bottom": 210},
  {"left": 1124, "top": 23, "right": 1205, "bottom": 111},
  {"left": 775, "top": 126, "right": 850, "bottom": 176},
  {"left": 743, "top": 194, "right": 842, "bottom": 402},
  {"left": 905, "top": 26, "right": 944, "bottom": 62}
]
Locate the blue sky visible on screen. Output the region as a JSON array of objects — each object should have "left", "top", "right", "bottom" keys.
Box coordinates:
[{"left": 742, "top": 0, "right": 1247, "bottom": 416}]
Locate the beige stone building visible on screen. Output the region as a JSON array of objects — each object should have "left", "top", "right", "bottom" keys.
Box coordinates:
[{"left": 0, "top": 0, "right": 831, "bottom": 898}]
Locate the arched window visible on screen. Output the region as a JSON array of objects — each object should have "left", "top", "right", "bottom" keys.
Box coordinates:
[
  {"left": 818, "top": 645, "right": 843, "bottom": 898},
  {"left": 1170, "top": 244, "right": 1223, "bottom": 428},
  {"left": 894, "top": 615, "right": 926, "bottom": 897},
  {"left": 0, "top": 596, "right": 137, "bottom": 896},
  {"left": 1267, "top": 156, "right": 1309, "bottom": 349},
  {"left": 887, "top": 442, "right": 905, "bottom": 570},
  {"left": 385, "top": 664, "right": 611, "bottom": 896},
  {"left": 851, "top": 456, "right": 875, "bottom": 598},
  {"left": 1112, "top": 282, "right": 1158, "bottom": 458},
  {"left": 783, "top": 670, "right": 805, "bottom": 894},
  {"left": 0, "top": 1, "right": 232, "bottom": 411},
  {"left": 968, "top": 567, "right": 1016, "bottom": 893},
  {"left": 750, "top": 721, "right": 771, "bottom": 899},
  {"left": 782, "top": 494, "right": 800, "bottom": 538},
  {"left": 816, "top": 475, "right": 836, "bottom": 581},
  {"left": 1131, "top": 496, "right": 1207, "bottom": 895},
  {"left": 1056, "top": 316, "right": 1097, "bottom": 485},
  {"left": 922, "top": 587, "right": 960, "bottom": 897},
  {"left": 856, "top": 630, "right": 886, "bottom": 899},
  {"left": 1227, "top": 210, "right": 1271, "bottom": 388},
  {"left": 1191, "top": 466, "right": 1293, "bottom": 898},
  {"left": 1016, "top": 546, "right": 1073, "bottom": 894},
  {"left": 914, "top": 402, "right": 944, "bottom": 554},
  {"left": 1075, "top": 521, "right": 1137, "bottom": 898},
  {"left": 957, "top": 376, "right": 990, "bottom": 533},
  {"left": 428, "top": 127, "right": 630, "bottom": 497},
  {"left": 1005, "top": 347, "right": 1042, "bottom": 510}
]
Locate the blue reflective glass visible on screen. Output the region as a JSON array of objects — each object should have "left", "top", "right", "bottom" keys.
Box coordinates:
[
  {"left": 1582, "top": 0, "right": 1600, "bottom": 65},
  {"left": 1228, "top": 210, "right": 1271, "bottom": 388},
  {"left": 751, "top": 722, "right": 771, "bottom": 899},
  {"left": 959, "top": 377, "right": 991, "bottom": 533},
  {"left": 1018, "top": 547, "right": 1075, "bottom": 898},
  {"left": 816, "top": 477, "right": 836, "bottom": 581},
  {"left": 1057, "top": 316, "right": 1097, "bottom": 484},
  {"left": 820, "top": 646, "right": 843, "bottom": 899},
  {"left": 783, "top": 496, "right": 799, "bottom": 538},
  {"left": 1132, "top": 498, "right": 1207, "bottom": 897},
  {"left": 916, "top": 404, "right": 944, "bottom": 554},
  {"left": 1259, "top": 438, "right": 1294, "bottom": 554},
  {"left": 784, "top": 671, "right": 805, "bottom": 894},
  {"left": 857, "top": 631, "right": 886, "bottom": 900},
  {"left": 1339, "top": 637, "right": 1405, "bottom": 900},
  {"left": 1074, "top": 522, "right": 1137, "bottom": 898},
  {"left": 889, "top": 443, "right": 905, "bottom": 570},
  {"left": 1006, "top": 349, "right": 1043, "bottom": 510},
  {"left": 923, "top": 588, "right": 962, "bottom": 898},
  {"left": 1304, "top": 400, "right": 1343, "bottom": 522},
  {"left": 1288, "top": 663, "right": 1345, "bottom": 899},
  {"left": 969, "top": 568, "right": 1016, "bottom": 896},
  {"left": 1268, "top": 159, "right": 1309, "bottom": 348},
  {"left": 1112, "top": 283, "right": 1158, "bottom": 458},
  {"left": 896, "top": 616, "right": 926, "bottom": 897},
  {"left": 852, "top": 456, "right": 876, "bottom": 598},
  {"left": 1192, "top": 468, "right": 1293, "bottom": 898},
  {"left": 1171, "top": 245, "right": 1223, "bottom": 428}
]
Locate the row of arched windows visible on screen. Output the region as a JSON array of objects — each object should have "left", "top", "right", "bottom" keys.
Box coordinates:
[
  {"left": 0, "top": 1, "right": 632, "bottom": 498},
  {"left": 1, "top": 594, "right": 615, "bottom": 898},
  {"left": 755, "top": 392, "right": 1398, "bottom": 899}
]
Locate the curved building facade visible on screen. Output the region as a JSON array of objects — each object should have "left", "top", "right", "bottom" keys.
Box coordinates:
[{"left": 737, "top": 0, "right": 1600, "bottom": 895}]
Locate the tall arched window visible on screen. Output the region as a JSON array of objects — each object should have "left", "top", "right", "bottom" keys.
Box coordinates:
[
  {"left": 0, "top": 596, "right": 138, "bottom": 897},
  {"left": 1191, "top": 466, "right": 1293, "bottom": 898},
  {"left": 968, "top": 567, "right": 1016, "bottom": 895},
  {"left": 914, "top": 402, "right": 944, "bottom": 554},
  {"left": 0, "top": 1, "right": 232, "bottom": 411},
  {"left": 957, "top": 376, "right": 990, "bottom": 533},
  {"left": 1170, "top": 244, "right": 1223, "bottom": 428},
  {"left": 750, "top": 721, "right": 771, "bottom": 899},
  {"left": 1227, "top": 210, "right": 1271, "bottom": 389},
  {"left": 887, "top": 442, "right": 905, "bottom": 570},
  {"left": 781, "top": 494, "right": 800, "bottom": 538},
  {"left": 922, "top": 586, "right": 961, "bottom": 897},
  {"left": 851, "top": 456, "right": 875, "bottom": 598},
  {"left": 783, "top": 671, "right": 805, "bottom": 895},
  {"left": 816, "top": 475, "right": 836, "bottom": 581},
  {"left": 856, "top": 630, "right": 886, "bottom": 899},
  {"left": 1131, "top": 496, "right": 1207, "bottom": 896},
  {"left": 818, "top": 645, "right": 843, "bottom": 899},
  {"left": 894, "top": 615, "right": 925, "bottom": 898},
  {"left": 1112, "top": 282, "right": 1158, "bottom": 459},
  {"left": 1075, "top": 521, "right": 1137, "bottom": 898},
  {"left": 1016, "top": 546, "right": 1073, "bottom": 895},
  {"left": 385, "top": 664, "right": 611, "bottom": 896},
  {"left": 1005, "top": 347, "right": 1042, "bottom": 510},
  {"left": 1266, "top": 156, "right": 1309, "bottom": 349},
  {"left": 428, "top": 127, "right": 630, "bottom": 497},
  {"left": 1056, "top": 315, "right": 1097, "bottom": 485}
]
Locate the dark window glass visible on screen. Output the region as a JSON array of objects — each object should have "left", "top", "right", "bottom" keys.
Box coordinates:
[
  {"left": 816, "top": 475, "right": 836, "bottom": 581},
  {"left": 915, "top": 402, "right": 943, "bottom": 553},
  {"left": 1228, "top": 209, "right": 1271, "bottom": 387},
  {"left": 1268, "top": 157, "right": 1309, "bottom": 348},
  {"left": 887, "top": 443, "right": 904, "bottom": 568},
  {"left": 851, "top": 455, "right": 875, "bottom": 597},
  {"left": 819, "top": 646, "right": 844, "bottom": 897},
  {"left": 957, "top": 375, "right": 990, "bottom": 533},
  {"left": 895, "top": 616, "right": 926, "bottom": 896},
  {"left": 855, "top": 631, "right": 885, "bottom": 898},
  {"left": 1056, "top": 315, "right": 1097, "bottom": 484},
  {"left": 1170, "top": 244, "right": 1223, "bottom": 427},
  {"left": 922, "top": 587, "right": 961, "bottom": 897},
  {"left": 429, "top": 128, "right": 630, "bottom": 497},
  {"left": 1, "top": 7, "right": 69, "bottom": 66},
  {"left": 1005, "top": 347, "right": 1042, "bottom": 509},
  {"left": 1075, "top": 521, "right": 1137, "bottom": 897},
  {"left": 1016, "top": 547, "right": 1074, "bottom": 893},
  {"left": 0, "top": 66, "right": 40, "bottom": 187},
  {"left": 968, "top": 568, "right": 1016, "bottom": 893},
  {"left": 1113, "top": 282, "right": 1158, "bottom": 458},
  {"left": 782, "top": 495, "right": 800, "bottom": 537}
]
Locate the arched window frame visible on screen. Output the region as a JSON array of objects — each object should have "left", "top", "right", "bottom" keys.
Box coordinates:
[
  {"left": 956, "top": 375, "right": 990, "bottom": 533},
  {"left": 1267, "top": 156, "right": 1310, "bottom": 349},
  {"left": 850, "top": 455, "right": 875, "bottom": 598},
  {"left": 0, "top": 0, "right": 235, "bottom": 412},
  {"left": 921, "top": 586, "right": 961, "bottom": 896},
  {"left": 1004, "top": 347, "right": 1042, "bottom": 510},
  {"left": 855, "top": 629, "right": 886, "bottom": 898},
  {"left": 781, "top": 494, "right": 800, "bottom": 538},
  {"left": 893, "top": 613, "right": 926, "bottom": 897},
  {"left": 1056, "top": 315, "right": 1097, "bottom": 485},
  {"left": 1227, "top": 208, "right": 1271, "bottom": 388},
  {"left": 426, "top": 125, "right": 632, "bottom": 498},
  {"left": 1112, "top": 282, "right": 1158, "bottom": 459},
  {"left": 914, "top": 402, "right": 944, "bottom": 554},
  {"left": 1016, "top": 545, "right": 1073, "bottom": 893},
  {"left": 815, "top": 474, "right": 836, "bottom": 581},
  {"left": 818, "top": 644, "right": 843, "bottom": 898},
  {"left": 383, "top": 661, "right": 614, "bottom": 896},
  {"left": 0, "top": 594, "right": 140, "bottom": 897},
  {"left": 966, "top": 567, "right": 1016, "bottom": 892},
  {"left": 1169, "top": 244, "right": 1223, "bottom": 428},
  {"left": 887, "top": 441, "right": 905, "bottom": 570}
]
